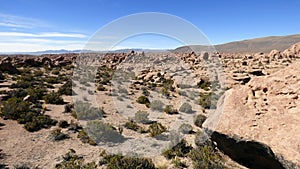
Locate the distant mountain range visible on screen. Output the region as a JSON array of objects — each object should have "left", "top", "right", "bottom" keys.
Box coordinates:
[
  {"left": 2, "top": 34, "right": 300, "bottom": 55},
  {"left": 173, "top": 34, "right": 300, "bottom": 53}
]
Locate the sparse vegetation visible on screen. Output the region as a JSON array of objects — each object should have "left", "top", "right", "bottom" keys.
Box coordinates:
[
  {"left": 164, "top": 105, "right": 178, "bottom": 115},
  {"left": 100, "top": 153, "right": 156, "bottom": 169},
  {"left": 55, "top": 150, "right": 97, "bottom": 169},
  {"left": 50, "top": 128, "right": 69, "bottom": 141},
  {"left": 136, "top": 95, "right": 150, "bottom": 107},
  {"left": 43, "top": 91, "right": 64, "bottom": 104},
  {"left": 188, "top": 145, "right": 226, "bottom": 169},
  {"left": 162, "top": 139, "right": 192, "bottom": 159},
  {"left": 77, "top": 130, "right": 97, "bottom": 146},
  {"left": 149, "top": 122, "right": 167, "bottom": 137},
  {"left": 74, "top": 101, "right": 104, "bottom": 120},
  {"left": 124, "top": 120, "right": 146, "bottom": 133},
  {"left": 198, "top": 92, "right": 219, "bottom": 109}
]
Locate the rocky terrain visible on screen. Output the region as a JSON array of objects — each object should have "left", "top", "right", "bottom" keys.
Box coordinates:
[{"left": 0, "top": 42, "right": 299, "bottom": 169}]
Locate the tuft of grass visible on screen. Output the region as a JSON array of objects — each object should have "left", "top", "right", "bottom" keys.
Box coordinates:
[
  {"left": 164, "top": 105, "right": 178, "bottom": 115},
  {"left": 162, "top": 139, "right": 192, "bottom": 159},
  {"left": 149, "top": 122, "right": 167, "bottom": 137}
]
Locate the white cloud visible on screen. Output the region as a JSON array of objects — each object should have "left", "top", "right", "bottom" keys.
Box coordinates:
[{"left": 0, "top": 13, "right": 48, "bottom": 29}]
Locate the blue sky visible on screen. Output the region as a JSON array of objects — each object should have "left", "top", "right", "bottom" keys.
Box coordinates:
[{"left": 0, "top": 0, "right": 300, "bottom": 52}]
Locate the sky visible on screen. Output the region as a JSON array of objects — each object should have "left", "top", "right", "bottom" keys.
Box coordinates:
[{"left": 0, "top": 0, "right": 300, "bottom": 52}]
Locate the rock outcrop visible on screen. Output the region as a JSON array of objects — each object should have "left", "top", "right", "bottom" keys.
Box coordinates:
[{"left": 210, "top": 60, "right": 300, "bottom": 166}]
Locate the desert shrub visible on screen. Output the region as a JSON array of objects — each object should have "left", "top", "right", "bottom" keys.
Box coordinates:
[
  {"left": 85, "top": 120, "right": 124, "bottom": 143},
  {"left": 0, "top": 97, "right": 30, "bottom": 120},
  {"left": 194, "top": 114, "right": 207, "bottom": 128},
  {"left": 10, "top": 80, "right": 32, "bottom": 89},
  {"left": 141, "top": 87, "right": 150, "bottom": 96},
  {"left": 27, "top": 86, "right": 47, "bottom": 102},
  {"left": 50, "top": 128, "right": 69, "bottom": 141},
  {"left": 179, "top": 123, "right": 193, "bottom": 134},
  {"left": 197, "top": 79, "right": 211, "bottom": 91},
  {"left": 64, "top": 103, "right": 73, "bottom": 113},
  {"left": 164, "top": 105, "right": 178, "bottom": 115},
  {"left": 68, "top": 120, "right": 83, "bottom": 132},
  {"left": 150, "top": 100, "right": 164, "bottom": 112},
  {"left": 58, "top": 80, "right": 73, "bottom": 96},
  {"left": 51, "top": 68, "right": 60, "bottom": 75},
  {"left": 162, "top": 139, "right": 192, "bottom": 159},
  {"left": 171, "top": 158, "right": 188, "bottom": 168},
  {"left": 161, "top": 87, "right": 170, "bottom": 97},
  {"left": 100, "top": 154, "right": 156, "bottom": 169},
  {"left": 97, "top": 84, "right": 106, "bottom": 91},
  {"left": 188, "top": 145, "right": 225, "bottom": 169},
  {"left": 44, "top": 76, "right": 61, "bottom": 84},
  {"left": 136, "top": 95, "right": 150, "bottom": 107},
  {"left": 124, "top": 120, "right": 146, "bottom": 133},
  {"left": 24, "top": 115, "right": 57, "bottom": 132},
  {"left": 162, "top": 79, "right": 174, "bottom": 91},
  {"left": 134, "top": 111, "right": 150, "bottom": 124},
  {"left": 77, "top": 130, "right": 97, "bottom": 146},
  {"left": 179, "top": 102, "right": 193, "bottom": 113},
  {"left": 74, "top": 101, "right": 104, "bottom": 120},
  {"left": 58, "top": 120, "right": 69, "bottom": 128},
  {"left": 149, "top": 122, "right": 167, "bottom": 137},
  {"left": 55, "top": 150, "right": 97, "bottom": 169},
  {"left": 43, "top": 91, "right": 64, "bottom": 104},
  {"left": 6, "top": 89, "right": 28, "bottom": 99},
  {"left": 198, "top": 92, "right": 219, "bottom": 109}
]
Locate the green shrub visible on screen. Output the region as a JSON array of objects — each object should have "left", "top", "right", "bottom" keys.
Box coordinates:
[
  {"left": 74, "top": 101, "right": 104, "bottom": 120},
  {"left": 0, "top": 97, "right": 30, "bottom": 120},
  {"left": 150, "top": 100, "right": 164, "bottom": 112},
  {"left": 124, "top": 120, "right": 146, "bottom": 133},
  {"left": 58, "top": 120, "right": 69, "bottom": 128},
  {"left": 44, "top": 76, "right": 61, "bottom": 84},
  {"left": 188, "top": 145, "right": 225, "bottom": 169},
  {"left": 101, "top": 154, "right": 156, "bottom": 169},
  {"left": 164, "top": 105, "right": 178, "bottom": 115},
  {"left": 24, "top": 115, "right": 57, "bottom": 132},
  {"left": 198, "top": 92, "right": 218, "bottom": 109},
  {"left": 43, "top": 91, "right": 64, "bottom": 104},
  {"left": 161, "top": 87, "right": 170, "bottom": 97},
  {"left": 77, "top": 130, "right": 97, "bottom": 146},
  {"left": 85, "top": 120, "right": 124, "bottom": 143},
  {"left": 55, "top": 150, "right": 97, "bottom": 169},
  {"left": 194, "top": 114, "right": 207, "bottom": 128},
  {"left": 134, "top": 111, "right": 150, "bottom": 124},
  {"left": 179, "top": 102, "right": 193, "bottom": 113},
  {"left": 50, "top": 128, "right": 69, "bottom": 141},
  {"left": 149, "top": 122, "right": 166, "bottom": 137},
  {"left": 171, "top": 158, "right": 188, "bottom": 168},
  {"left": 58, "top": 80, "right": 73, "bottom": 96},
  {"left": 162, "top": 139, "right": 192, "bottom": 159},
  {"left": 136, "top": 95, "right": 150, "bottom": 107},
  {"left": 197, "top": 79, "right": 211, "bottom": 91},
  {"left": 52, "top": 68, "right": 60, "bottom": 75},
  {"left": 179, "top": 123, "right": 193, "bottom": 134}
]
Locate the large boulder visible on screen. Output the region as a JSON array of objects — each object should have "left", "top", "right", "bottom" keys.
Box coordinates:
[
  {"left": 0, "top": 61, "right": 19, "bottom": 74},
  {"left": 283, "top": 42, "right": 300, "bottom": 58},
  {"left": 207, "top": 60, "right": 300, "bottom": 166}
]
